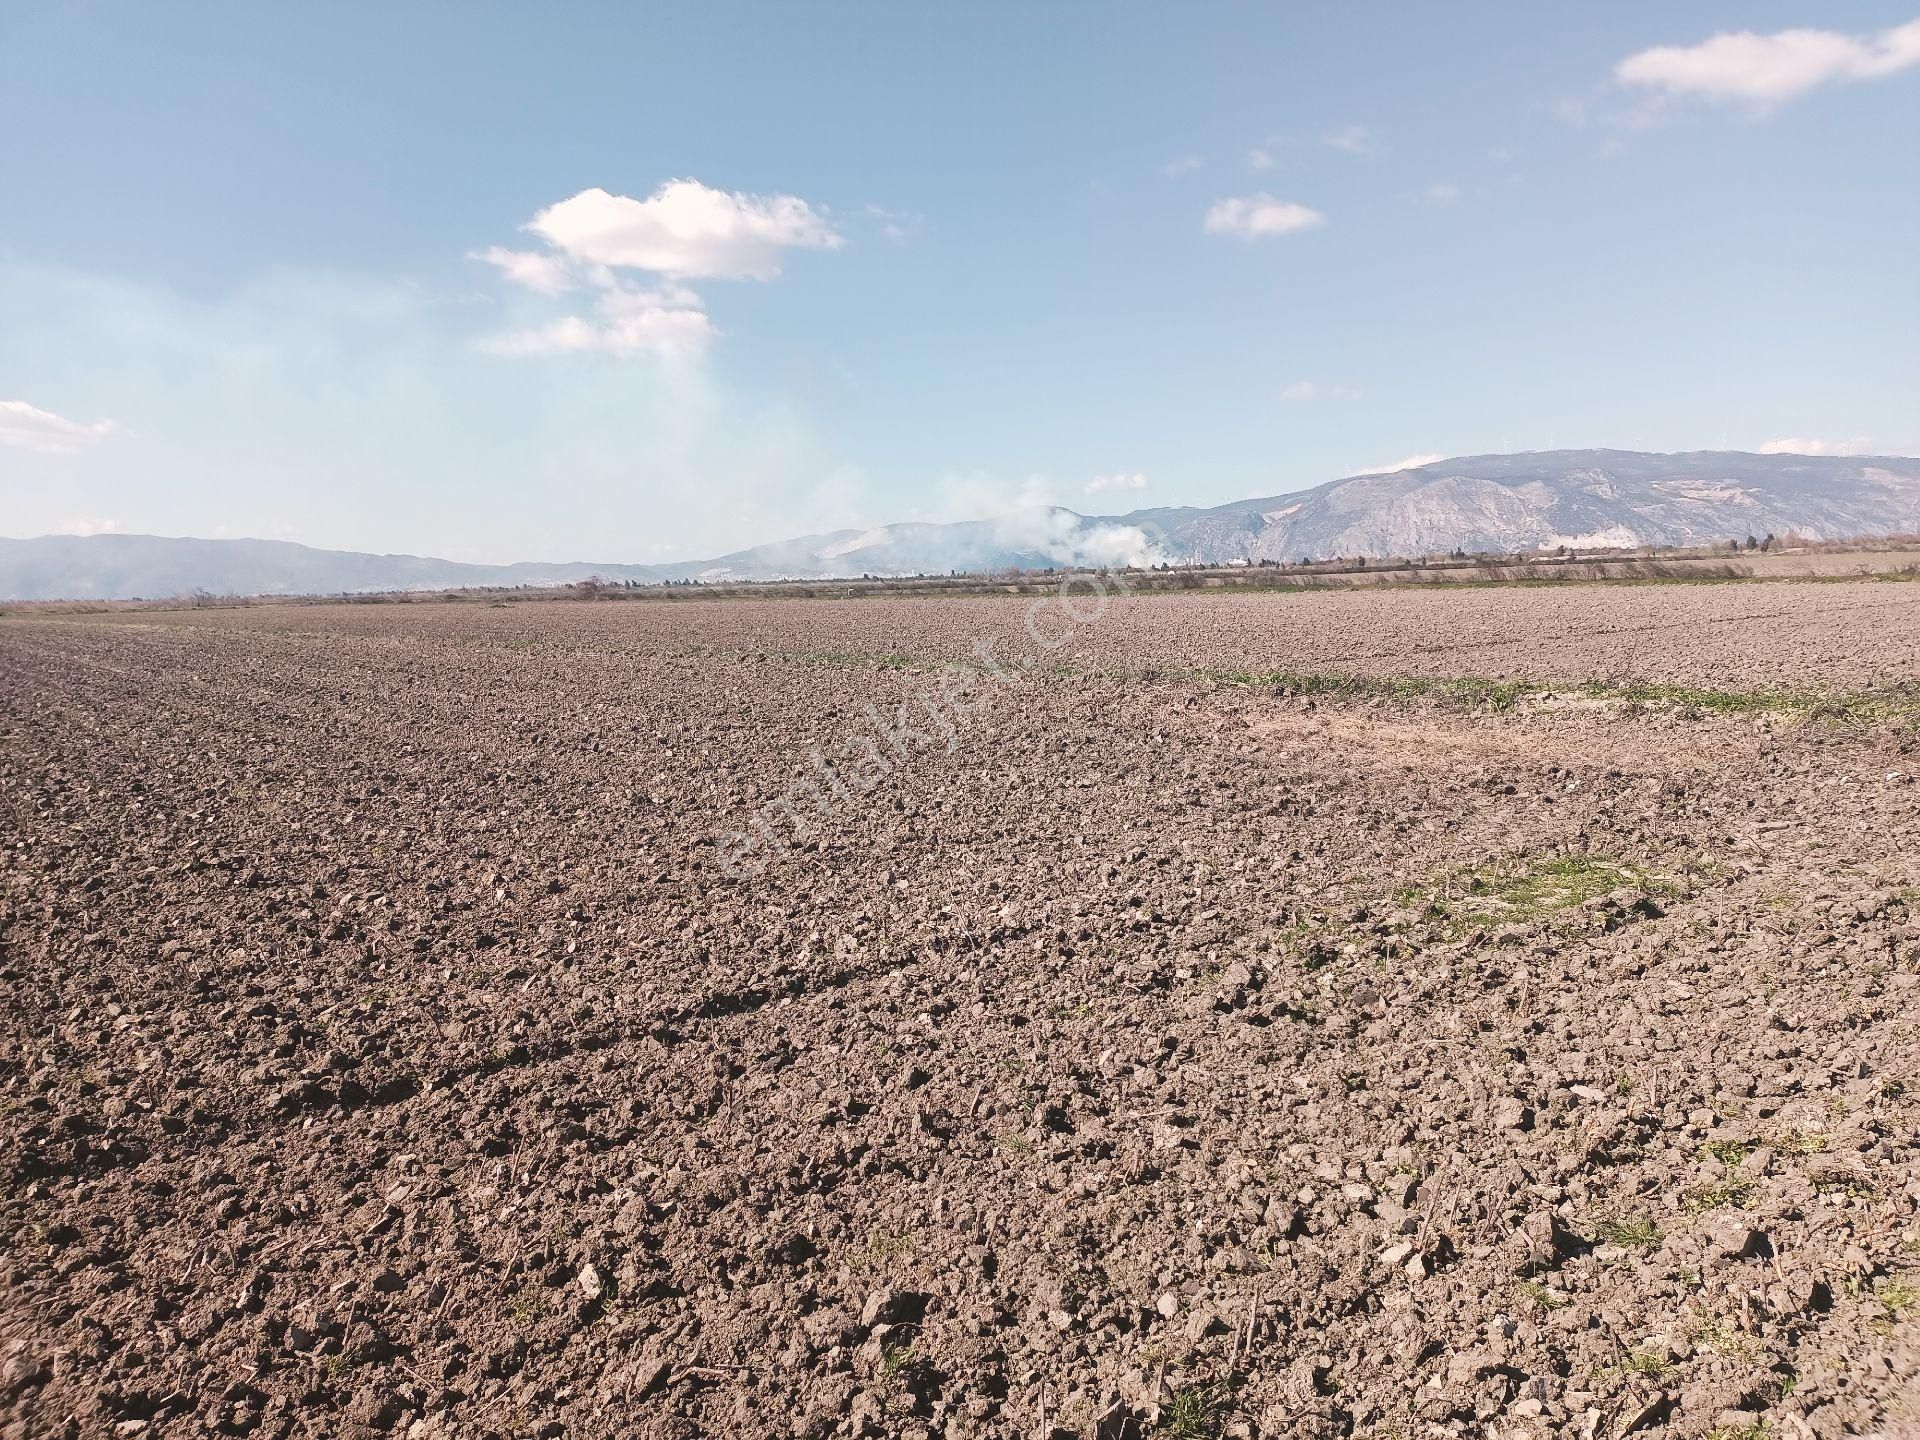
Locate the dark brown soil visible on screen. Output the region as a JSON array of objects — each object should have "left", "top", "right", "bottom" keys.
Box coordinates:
[{"left": 3, "top": 587, "right": 1916, "bottom": 1439}]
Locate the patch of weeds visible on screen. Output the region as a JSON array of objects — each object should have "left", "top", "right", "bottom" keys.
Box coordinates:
[
  {"left": 1515, "top": 1280, "right": 1568, "bottom": 1311},
  {"left": 1704, "top": 1422, "right": 1770, "bottom": 1440},
  {"left": 1687, "top": 1312, "right": 1750, "bottom": 1357},
  {"left": 1700, "top": 1138, "right": 1754, "bottom": 1166},
  {"left": 1594, "top": 1215, "right": 1663, "bottom": 1251},
  {"left": 1407, "top": 852, "right": 1678, "bottom": 937},
  {"left": 1620, "top": 1350, "right": 1670, "bottom": 1378},
  {"left": 1211, "top": 667, "right": 1920, "bottom": 726},
  {"left": 508, "top": 1282, "right": 547, "bottom": 1326},
  {"left": 1163, "top": 1380, "right": 1230, "bottom": 1438},
  {"left": 859, "top": 1229, "right": 916, "bottom": 1268},
  {"left": 880, "top": 1342, "right": 914, "bottom": 1380},
  {"left": 1683, "top": 1176, "right": 1757, "bottom": 1213},
  {"left": 1810, "top": 1173, "right": 1876, "bottom": 1199},
  {"left": 1771, "top": 1128, "right": 1830, "bottom": 1156},
  {"left": 790, "top": 648, "right": 917, "bottom": 671},
  {"left": 1221, "top": 669, "right": 1532, "bottom": 711},
  {"left": 1252, "top": 1242, "right": 1289, "bottom": 1272},
  {"left": 1877, "top": 1276, "right": 1919, "bottom": 1316},
  {"left": 324, "top": 1347, "right": 364, "bottom": 1378},
  {"left": 996, "top": 1131, "right": 1034, "bottom": 1156}
]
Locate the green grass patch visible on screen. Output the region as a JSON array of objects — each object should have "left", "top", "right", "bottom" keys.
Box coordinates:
[
  {"left": 1700, "top": 1138, "right": 1755, "bottom": 1167},
  {"left": 508, "top": 1282, "right": 547, "bottom": 1326},
  {"left": 1515, "top": 1280, "right": 1569, "bottom": 1311},
  {"left": 1771, "top": 1129, "right": 1830, "bottom": 1155},
  {"left": 1404, "top": 852, "right": 1678, "bottom": 936},
  {"left": 1199, "top": 667, "right": 1920, "bottom": 724},
  {"left": 1163, "top": 1380, "right": 1231, "bottom": 1438},
  {"left": 1682, "top": 1177, "right": 1756, "bottom": 1213},
  {"left": 665, "top": 637, "right": 1920, "bottom": 728},
  {"left": 1594, "top": 1215, "right": 1663, "bottom": 1251}
]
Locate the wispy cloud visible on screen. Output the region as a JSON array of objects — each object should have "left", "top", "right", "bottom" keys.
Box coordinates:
[
  {"left": 0, "top": 399, "right": 119, "bottom": 455},
  {"left": 1756, "top": 435, "right": 1874, "bottom": 457},
  {"left": 57, "top": 516, "right": 120, "bottom": 536},
  {"left": 1347, "top": 452, "right": 1445, "bottom": 476},
  {"left": 1425, "top": 181, "right": 1462, "bottom": 205},
  {"left": 1280, "top": 380, "right": 1360, "bottom": 403},
  {"left": 1204, "top": 195, "right": 1326, "bottom": 239},
  {"left": 1160, "top": 154, "right": 1205, "bottom": 178},
  {"left": 469, "top": 246, "right": 576, "bottom": 295},
  {"left": 1322, "top": 123, "right": 1379, "bottom": 155},
  {"left": 481, "top": 284, "right": 716, "bottom": 359},
  {"left": 861, "top": 203, "right": 924, "bottom": 243},
  {"left": 1083, "top": 471, "right": 1148, "bottom": 495},
  {"left": 1615, "top": 16, "right": 1920, "bottom": 106}
]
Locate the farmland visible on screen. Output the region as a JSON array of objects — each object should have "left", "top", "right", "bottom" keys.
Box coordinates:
[{"left": 3, "top": 578, "right": 1918, "bottom": 1439}]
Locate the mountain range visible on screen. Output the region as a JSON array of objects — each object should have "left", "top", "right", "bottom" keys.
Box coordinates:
[{"left": 4, "top": 449, "right": 1917, "bottom": 601}]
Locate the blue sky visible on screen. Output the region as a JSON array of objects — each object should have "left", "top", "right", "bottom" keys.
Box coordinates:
[{"left": 2, "top": 3, "right": 1916, "bottom": 562}]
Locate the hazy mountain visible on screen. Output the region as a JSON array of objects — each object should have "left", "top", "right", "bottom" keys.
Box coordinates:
[
  {"left": 4, "top": 450, "right": 1917, "bottom": 600},
  {"left": 1122, "top": 450, "right": 1920, "bottom": 565},
  {"left": 0, "top": 534, "right": 673, "bottom": 602}
]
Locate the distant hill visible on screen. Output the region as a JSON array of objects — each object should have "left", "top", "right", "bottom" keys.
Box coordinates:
[
  {"left": 0, "top": 534, "right": 673, "bottom": 602},
  {"left": 1123, "top": 450, "right": 1920, "bottom": 565},
  {"left": 4, "top": 450, "right": 1917, "bottom": 600}
]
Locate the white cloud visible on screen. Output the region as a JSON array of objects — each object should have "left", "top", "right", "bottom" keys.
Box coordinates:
[
  {"left": 57, "top": 516, "right": 120, "bottom": 536},
  {"left": 1083, "top": 471, "right": 1148, "bottom": 495},
  {"left": 1247, "top": 145, "right": 1277, "bottom": 170},
  {"left": 1425, "top": 182, "right": 1462, "bottom": 205},
  {"left": 1615, "top": 17, "right": 1920, "bottom": 106},
  {"left": 0, "top": 399, "right": 119, "bottom": 455},
  {"left": 1160, "top": 155, "right": 1205, "bottom": 178},
  {"left": 1347, "top": 452, "right": 1445, "bottom": 476},
  {"left": 469, "top": 246, "right": 576, "bottom": 295},
  {"left": 474, "top": 179, "right": 842, "bottom": 360},
  {"left": 1280, "top": 380, "right": 1360, "bottom": 403},
  {"left": 1756, "top": 435, "right": 1873, "bottom": 457},
  {"left": 482, "top": 283, "right": 715, "bottom": 358},
  {"left": 1204, "top": 195, "right": 1326, "bottom": 239},
  {"left": 528, "top": 180, "right": 842, "bottom": 281},
  {"left": 860, "top": 203, "right": 923, "bottom": 243},
  {"left": 1323, "top": 124, "right": 1379, "bottom": 155}
]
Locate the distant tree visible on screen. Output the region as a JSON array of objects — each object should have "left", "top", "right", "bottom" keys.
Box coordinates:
[
  {"left": 1744, "top": 534, "right": 1758, "bottom": 551},
  {"left": 1761, "top": 532, "right": 1776, "bottom": 551}
]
